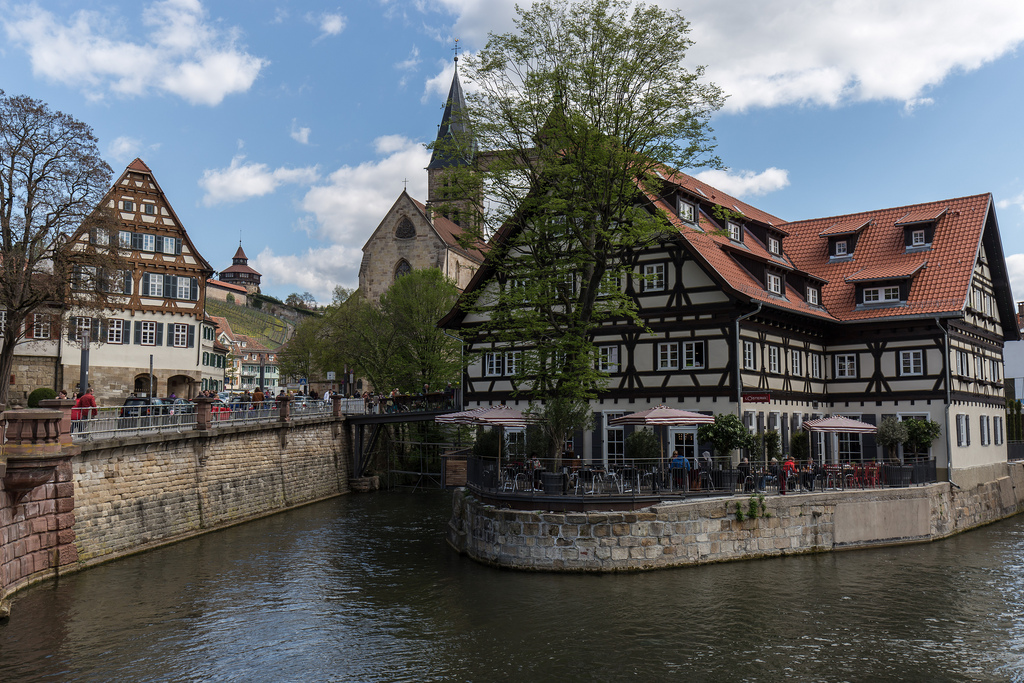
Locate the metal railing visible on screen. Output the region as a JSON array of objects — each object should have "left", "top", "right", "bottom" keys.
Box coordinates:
[
  {"left": 71, "top": 405, "right": 198, "bottom": 442},
  {"left": 215, "top": 400, "right": 279, "bottom": 426}
]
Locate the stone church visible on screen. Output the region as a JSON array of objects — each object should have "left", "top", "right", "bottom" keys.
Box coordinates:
[{"left": 358, "top": 59, "right": 486, "bottom": 303}]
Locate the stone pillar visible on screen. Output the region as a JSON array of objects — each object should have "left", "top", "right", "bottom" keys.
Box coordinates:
[
  {"left": 277, "top": 394, "right": 291, "bottom": 422},
  {"left": 192, "top": 396, "right": 216, "bottom": 431},
  {"left": 38, "top": 399, "right": 76, "bottom": 445},
  {"left": 332, "top": 393, "right": 342, "bottom": 418}
]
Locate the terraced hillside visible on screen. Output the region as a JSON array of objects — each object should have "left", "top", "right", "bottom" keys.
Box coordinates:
[{"left": 206, "top": 299, "right": 292, "bottom": 349}]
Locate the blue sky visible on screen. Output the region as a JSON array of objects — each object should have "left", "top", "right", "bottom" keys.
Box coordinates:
[{"left": 4, "top": 0, "right": 1024, "bottom": 305}]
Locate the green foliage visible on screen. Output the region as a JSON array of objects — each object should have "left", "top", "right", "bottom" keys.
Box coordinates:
[
  {"left": 736, "top": 494, "right": 768, "bottom": 522},
  {"left": 790, "top": 430, "right": 809, "bottom": 461},
  {"left": 904, "top": 419, "right": 942, "bottom": 454},
  {"left": 27, "top": 387, "right": 56, "bottom": 407},
  {"left": 440, "top": 0, "right": 724, "bottom": 403},
  {"left": 1009, "top": 400, "right": 1023, "bottom": 442},
  {"left": 206, "top": 299, "right": 289, "bottom": 349},
  {"left": 734, "top": 501, "right": 745, "bottom": 522},
  {"left": 876, "top": 416, "right": 909, "bottom": 461},
  {"left": 697, "top": 414, "right": 749, "bottom": 460},
  {"left": 526, "top": 396, "right": 593, "bottom": 468},
  {"left": 763, "top": 429, "right": 781, "bottom": 462},
  {"left": 625, "top": 427, "right": 660, "bottom": 462},
  {"left": 226, "top": 293, "right": 235, "bottom": 304},
  {"left": 472, "top": 427, "right": 501, "bottom": 459},
  {"left": 711, "top": 204, "right": 745, "bottom": 223}
]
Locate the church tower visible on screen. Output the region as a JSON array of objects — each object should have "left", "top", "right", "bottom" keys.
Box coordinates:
[{"left": 425, "top": 52, "right": 478, "bottom": 229}]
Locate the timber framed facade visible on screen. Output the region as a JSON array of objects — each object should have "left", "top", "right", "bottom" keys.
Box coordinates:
[{"left": 442, "top": 171, "right": 1018, "bottom": 480}]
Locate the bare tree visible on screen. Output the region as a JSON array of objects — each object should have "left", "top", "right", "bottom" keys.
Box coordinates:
[{"left": 0, "top": 92, "right": 121, "bottom": 405}]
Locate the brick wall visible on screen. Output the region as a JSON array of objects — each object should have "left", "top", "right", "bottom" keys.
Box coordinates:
[{"left": 448, "top": 463, "right": 1024, "bottom": 572}]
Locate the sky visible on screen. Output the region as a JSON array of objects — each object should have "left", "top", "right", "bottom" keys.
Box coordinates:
[{"left": 3, "top": 0, "right": 1024, "bottom": 306}]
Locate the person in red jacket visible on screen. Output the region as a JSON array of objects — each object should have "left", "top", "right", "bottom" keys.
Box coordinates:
[{"left": 75, "top": 387, "right": 98, "bottom": 419}]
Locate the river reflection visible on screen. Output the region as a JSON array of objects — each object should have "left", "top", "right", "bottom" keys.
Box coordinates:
[{"left": 2, "top": 492, "right": 1024, "bottom": 682}]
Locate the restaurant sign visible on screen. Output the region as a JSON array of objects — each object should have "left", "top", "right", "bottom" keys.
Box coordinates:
[{"left": 742, "top": 392, "right": 771, "bottom": 403}]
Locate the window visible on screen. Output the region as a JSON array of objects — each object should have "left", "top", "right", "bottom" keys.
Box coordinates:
[
  {"left": 121, "top": 200, "right": 134, "bottom": 211},
  {"left": 835, "top": 353, "right": 857, "bottom": 378},
  {"left": 505, "top": 350, "right": 521, "bottom": 376},
  {"left": 599, "top": 271, "right": 621, "bottom": 297},
  {"left": 148, "top": 273, "right": 163, "bottom": 297},
  {"left": 107, "top": 319, "right": 124, "bottom": 344},
  {"left": 142, "top": 233, "right": 155, "bottom": 252},
  {"left": 806, "top": 286, "right": 819, "bottom": 305},
  {"left": 93, "top": 229, "right": 109, "bottom": 246},
  {"left": 172, "top": 323, "right": 189, "bottom": 348},
  {"left": 975, "top": 355, "right": 986, "bottom": 380},
  {"left": 73, "top": 317, "right": 92, "bottom": 343},
  {"left": 743, "top": 341, "right": 756, "bottom": 370},
  {"left": 838, "top": 431, "right": 862, "bottom": 461},
  {"left": 995, "top": 416, "right": 1004, "bottom": 446},
  {"left": 767, "top": 273, "right": 782, "bottom": 295},
  {"left": 599, "top": 346, "right": 619, "bottom": 372},
  {"left": 484, "top": 352, "right": 503, "bottom": 377},
  {"left": 657, "top": 342, "right": 678, "bottom": 370},
  {"left": 768, "top": 346, "right": 780, "bottom": 374},
  {"left": 727, "top": 222, "right": 741, "bottom": 241},
  {"left": 643, "top": 263, "right": 665, "bottom": 292},
  {"left": 606, "top": 413, "right": 626, "bottom": 466},
  {"left": 956, "top": 414, "right": 970, "bottom": 447},
  {"left": 791, "top": 350, "right": 802, "bottom": 376},
  {"left": 677, "top": 199, "right": 695, "bottom": 223},
  {"left": 682, "top": 341, "right": 705, "bottom": 369},
  {"left": 990, "top": 359, "right": 1001, "bottom": 382},
  {"left": 835, "top": 240, "right": 848, "bottom": 256},
  {"left": 140, "top": 321, "right": 157, "bottom": 346},
  {"left": 768, "top": 236, "right": 781, "bottom": 255},
  {"left": 980, "top": 415, "right": 991, "bottom": 446},
  {"left": 956, "top": 350, "right": 970, "bottom": 377},
  {"left": 561, "top": 270, "right": 577, "bottom": 295},
  {"left": 144, "top": 203, "right": 156, "bottom": 215},
  {"left": 32, "top": 314, "right": 50, "bottom": 339},
  {"left": 0, "top": 310, "right": 5, "bottom": 337},
  {"left": 864, "top": 286, "right": 900, "bottom": 304},
  {"left": 177, "top": 277, "right": 191, "bottom": 299},
  {"left": 119, "top": 231, "right": 132, "bottom": 248},
  {"left": 811, "top": 354, "right": 821, "bottom": 379},
  {"left": 911, "top": 229, "right": 926, "bottom": 247},
  {"left": 163, "top": 238, "right": 177, "bottom": 255},
  {"left": 900, "top": 350, "right": 923, "bottom": 376},
  {"left": 73, "top": 265, "right": 97, "bottom": 290}
]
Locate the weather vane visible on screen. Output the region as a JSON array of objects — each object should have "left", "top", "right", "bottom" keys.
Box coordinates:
[{"left": 453, "top": 38, "right": 460, "bottom": 62}]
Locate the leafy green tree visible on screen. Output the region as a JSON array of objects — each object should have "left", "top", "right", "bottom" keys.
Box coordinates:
[
  {"left": 904, "top": 419, "right": 942, "bottom": 460},
  {"left": 698, "top": 414, "right": 749, "bottom": 462},
  {"left": 278, "top": 315, "right": 324, "bottom": 384},
  {"left": 526, "top": 395, "right": 593, "bottom": 469},
  {"left": 625, "top": 427, "right": 659, "bottom": 462},
  {"left": 876, "top": 416, "right": 909, "bottom": 462},
  {"left": 790, "top": 430, "right": 810, "bottom": 461},
  {"left": 438, "top": 0, "right": 724, "bottom": 402}
]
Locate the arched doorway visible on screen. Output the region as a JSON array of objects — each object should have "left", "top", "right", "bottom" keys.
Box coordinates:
[
  {"left": 166, "top": 375, "right": 194, "bottom": 399},
  {"left": 134, "top": 373, "right": 154, "bottom": 397}
]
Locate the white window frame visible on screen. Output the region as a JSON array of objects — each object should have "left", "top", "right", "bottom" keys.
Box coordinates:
[
  {"left": 677, "top": 199, "right": 695, "bottom": 223},
  {"left": 177, "top": 276, "right": 191, "bottom": 299},
  {"left": 900, "top": 349, "right": 923, "bottom": 376},
  {"left": 94, "top": 229, "right": 109, "bottom": 246},
  {"left": 864, "top": 286, "right": 900, "bottom": 304},
  {"left": 119, "top": 230, "right": 132, "bottom": 248},
  {"left": 834, "top": 239, "right": 848, "bottom": 256},
  {"left": 995, "top": 415, "right": 1004, "bottom": 446},
  {"left": 484, "top": 352, "right": 503, "bottom": 377},
  {"left": 657, "top": 342, "right": 678, "bottom": 371},
  {"left": 811, "top": 354, "right": 821, "bottom": 379},
  {"left": 767, "top": 273, "right": 782, "bottom": 295},
  {"left": 976, "top": 355, "right": 986, "bottom": 380},
  {"left": 956, "top": 350, "right": 970, "bottom": 377},
  {"left": 140, "top": 321, "right": 157, "bottom": 346},
  {"left": 835, "top": 353, "right": 857, "bottom": 378},
  {"left": 911, "top": 229, "right": 926, "bottom": 247},
  {"left": 505, "top": 350, "right": 521, "bottom": 376},
  {"left": 727, "top": 222, "right": 741, "bottom": 241},
  {"left": 163, "top": 238, "right": 177, "bottom": 255},
  {"left": 956, "top": 413, "right": 970, "bottom": 447},
  {"left": 768, "top": 346, "right": 780, "bottom": 374},
  {"left": 743, "top": 340, "right": 756, "bottom": 370},
  {"left": 768, "top": 236, "right": 781, "bottom": 255},
  {"left": 980, "top": 415, "right": 991, "bottom": 446},
  {"left": 172, "top": 323, "right": 189, "bottom": 348},
  {"left": 682, "top": 341, "right": 704, "bottom": 369},
  {"left": 107, "top": 319, "right": 124, "bottom": 344},
  {"left": 32, "top": 313, "right": 50, "bottom": 339},
  {"left": 73, "top": 317, "right": 92, "bottom": 343},
  {"left": 148, "top": 273, "right": 163, "bottom": 297},
  {"left": 806, "top": 286, "right": 819, "bottom": 305},
  {"left": 990, "top": 359, "right": 1001, "bottom": 382},
  {"left": 141, "top": 233, "right": 155, "bottom": 252},
  {"left": 599, "top": 345, "right": 619, "bottom": 373},
  {"left": 643, "top": 263, "right": 665, "bottom": 292},
  {"left": 791, "top": 349, "right": 802, "bottom": 377}
]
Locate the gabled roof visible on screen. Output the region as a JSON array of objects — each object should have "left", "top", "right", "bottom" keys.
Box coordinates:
[
  {"left": 410, "top": 196, "right": 487, "bottom": 261},
  {"left": 207, "top": 278, "right": 248, "bottom": 293},
  {"left": 818, "top": 218, "right": 871, "bottom": 238},
  {"left": 844, "top": 260, "right": 926, "bottom": 283}
]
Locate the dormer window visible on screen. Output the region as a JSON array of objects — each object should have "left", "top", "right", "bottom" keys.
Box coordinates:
[
  {"left": 911, "top": 230, "right": 926, "bottom": 247},
  {"left": 677, "top": 198, "right": 695, "bottom": 223},
  {"left": 767, "top": 272, "right": 783, "bottom": 295},
  {"left": 806, "top": 286, "right": 819, "bottom": 305},
  {"left": 863, "top": 286, "right": 900, "bottom": 304},
  {"left": 896, "top": 207, "right": 944, "bottom": 252},
  {"left": 727, "top": 222, "right": 741, "bottom": 242},
  {"left": 768, "top": 236, "right": 781, "bottom": 255},
  {"left": 835, "top": 240, "right": 848, "bottom": 256}
]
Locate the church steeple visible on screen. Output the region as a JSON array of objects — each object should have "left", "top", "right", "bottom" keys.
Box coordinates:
[{"left": 427, "top": 49, "right": 475, "bottom": 171}]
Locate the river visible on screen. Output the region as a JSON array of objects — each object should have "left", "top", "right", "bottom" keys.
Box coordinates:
[{"left": 1, "top": 491, "right": 1023, "bottom": 682}]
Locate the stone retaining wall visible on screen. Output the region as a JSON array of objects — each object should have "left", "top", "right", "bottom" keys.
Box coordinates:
[{"left": 447, "top": 463, "right": 1024, "bottom": 572}]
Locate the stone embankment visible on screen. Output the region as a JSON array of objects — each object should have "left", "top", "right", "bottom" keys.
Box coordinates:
[{"left": 448, "top": 462, "right": 1024, "bottom": 571}]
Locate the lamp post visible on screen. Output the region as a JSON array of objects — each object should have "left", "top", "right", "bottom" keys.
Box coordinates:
[{"left": 78, "top": 329, "right": 90, "bottom": 394}]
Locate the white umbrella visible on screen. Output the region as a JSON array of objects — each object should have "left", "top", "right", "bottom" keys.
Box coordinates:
[
  {"left": 609, "top": 405, "right": 715, "bottom": 470},
  {"left": 803, "top": 415, "right": 877, "bottom": 463}
]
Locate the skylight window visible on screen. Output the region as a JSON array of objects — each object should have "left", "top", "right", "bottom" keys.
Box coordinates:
[{"left": 678, "top": 199, "right": 695, "bottom": 223}]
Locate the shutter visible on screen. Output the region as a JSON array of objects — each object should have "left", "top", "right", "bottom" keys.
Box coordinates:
[
  {"left": 134, "top": 321, "right": 142, "bottom": 345},
  {"left": 187, "top": 325, "right": 195, "bottom": 348},
  {"left": 860, "top": 414, "right": 877, "bottom": 459},
  {"left": 164, "top": 274, "right": 173, "bottom": 298},
  {"left": 176, "top": 238, "right": 182, "bottom": 255},
  {"left": 132, "top": 232, "right": 142, "bottom": 250},
  {"left": 156, "top": 323, "right": 164, "bottom": 346},
  {"left": 191, "top": 277, "right": 198, "bottom": 301},
  {"left": 154, "top": 235, "right": 163, "bottom": 253},
  {"left": 122, "top": 319, "right": 130, "bottom": 344},
  {"left": 124, "top": 271, "right": 132, "bottom": 294},
  {"left": 142, "top": 273, "right": 150, "bottom": 296},
  {"left": 591, "top": 412, "right": 603, "bottom": 463},
  {"left": 68, "top": 318, "right": 77, "bottom": 342}
]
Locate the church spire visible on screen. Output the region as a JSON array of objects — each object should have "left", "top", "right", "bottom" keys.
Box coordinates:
[{"left": 428, "top": 43, "right": 476, "bottom": 170}]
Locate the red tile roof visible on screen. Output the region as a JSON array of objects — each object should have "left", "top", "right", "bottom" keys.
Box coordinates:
[
  {"left": 818, "top": 218, "right": 871, "bottom": 237},
  {"left": 207, "top": 278, "right": 248, "bottom": 293},
  {"left": 895, "top": 207, "right": 947, "bottom": 226},
  {"left": 410, "top": 196, "right": 487, "bottom": 262},
  {"left": 844, "top": 260, "right": 926, "bottom": 283}
]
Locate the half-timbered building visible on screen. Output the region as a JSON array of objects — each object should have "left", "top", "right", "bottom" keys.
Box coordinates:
[{"left": 442, "top": 170, "right": 1018, "bottom": 480}]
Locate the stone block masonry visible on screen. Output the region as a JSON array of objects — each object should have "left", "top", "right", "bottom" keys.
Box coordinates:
[{"left": 447, "top": 463, "right": 1024, "bottom": 572}]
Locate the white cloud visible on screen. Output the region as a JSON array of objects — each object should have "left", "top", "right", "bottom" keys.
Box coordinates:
[
  {"left": 2, "top": 0, "right": 266, "bottom": 106},
  {"left": 693, "top": 167, "right": 790, "bottom": 198},
  {"left": 108, "top": 136, "right": 143, "bottom": 162},
  {"left": 199, "top": 156, "right": 320, "bottom": 206},
  {"left": 1006, "top": 254, "right": 1024, "bottom": 305},
  {"left": 290, "top": 120, "right": 311, "bottom": 145},
  {"left": 300, "top": 135, "right": 430, "bottom": 243},
  {"left": 395, "top": 46, "right": 421, "bottom": 71},
  {"left": 309, "top": 11, "right": 346, "bottom": 40},
  {"left": 425, "top": 1, "right": 1024, "bottom": 113},
  {"left": 998, "top": 192, "right": 1024, "bottom": 213},
  {"left": 255, "top": 244, "right": 364, "bottom": 303}
]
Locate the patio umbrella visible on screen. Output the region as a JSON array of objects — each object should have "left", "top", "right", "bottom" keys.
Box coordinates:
[
  {"left": 435, "top": 405, "right": 533, "bottom": 464},
  {"left": 609, "top": 405, "right": 715, "bottom": 467},
  {"left": 802, "top": 415, "right": 877, "bottom": 463}
]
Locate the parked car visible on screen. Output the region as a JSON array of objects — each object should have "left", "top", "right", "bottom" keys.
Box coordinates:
[
  {"left": 211, "top": 400, "right": 231, "bottom": 420},
  {"left": 119, "top": 396, "right": 168, "bottom": 418}
]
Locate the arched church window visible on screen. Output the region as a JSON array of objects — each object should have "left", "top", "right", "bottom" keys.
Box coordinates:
[
  {"left": 395, "top": 217, "right": 415, "bottom": 239},
  {"left": 395, "top": 259, "right": 412, "bottom": 280}
]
